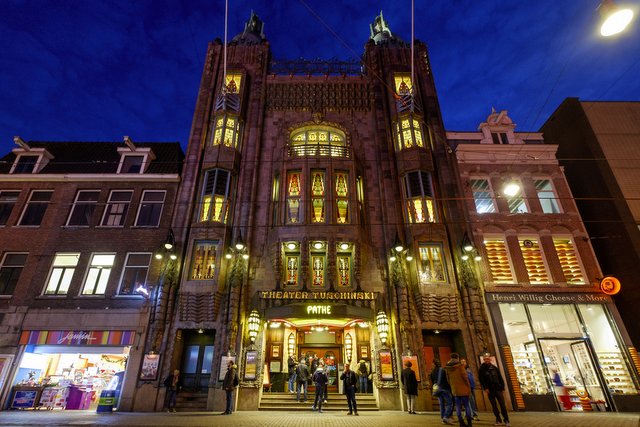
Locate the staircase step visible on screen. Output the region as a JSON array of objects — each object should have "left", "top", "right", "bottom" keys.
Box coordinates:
[{"left": 259, "top": 392, "right": 378, "bottom": 411}]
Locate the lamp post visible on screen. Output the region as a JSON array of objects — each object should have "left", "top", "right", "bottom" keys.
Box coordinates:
[{"left": 223, "top": 232, "right": 250, "bottom": 354}]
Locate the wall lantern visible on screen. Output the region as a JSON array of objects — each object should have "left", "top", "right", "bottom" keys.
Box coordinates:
[
  {"left": 376, "top": 311, "right": 390, "bottom": 345},
  {"left": 247, "top": 309, "right": 260, "bottom": 343},
  {"left": 345, "top": 333, "right": 353, "bottom": 362},
  {"left": 288, "top": 333, "right": 296, "bottom": 357},
  {"left": 600, "top": 276, "right": 621, "bottom": 295}
]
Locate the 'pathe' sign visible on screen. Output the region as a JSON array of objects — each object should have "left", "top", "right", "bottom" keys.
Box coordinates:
[{"left": 260, "top": 291, "right": 376, "bottom": 301}]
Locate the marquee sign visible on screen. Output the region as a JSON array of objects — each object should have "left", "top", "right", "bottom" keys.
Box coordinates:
[
  {"left": 259, "top": 290, "right": 376, "bottom": 301},
  {"left": 19, "top": 330, "right": 136, "bottom": 346}
]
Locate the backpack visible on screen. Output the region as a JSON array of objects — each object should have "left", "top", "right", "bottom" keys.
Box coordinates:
[{"left": 358, "top": 362, "right": 368, "bottom": 376}]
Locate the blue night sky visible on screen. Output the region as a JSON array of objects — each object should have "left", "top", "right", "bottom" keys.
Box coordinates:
[{"left": 1, "top": 1, "right": 639, "bottom": 153}]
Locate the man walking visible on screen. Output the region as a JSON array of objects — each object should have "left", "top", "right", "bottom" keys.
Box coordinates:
[
  {"left": 311, "top": 366, "right": 328, "bottom": 413},
  {"left": 478, "top": 353, "right": 510, "bottom": 426},
  {"left": 296, "top": 358, "right": 310, "bottom": 403},
  {"left": 444, "top": 353, "right": 473, "bottom": 427},
  {"left": 340, "top": 362, "right": 358, "bottom": 415},
  {"left": 222, "top": 360, "right": 239, "bottom": 415}
]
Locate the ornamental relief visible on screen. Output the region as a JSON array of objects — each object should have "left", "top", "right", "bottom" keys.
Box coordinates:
[{"left": 266, "top": 82, "right": 371, "bottom": 111}]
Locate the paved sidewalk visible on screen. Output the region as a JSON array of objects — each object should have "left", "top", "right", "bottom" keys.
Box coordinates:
[{"left": 0, "top": 410, "right": 638, "bottom": 426}]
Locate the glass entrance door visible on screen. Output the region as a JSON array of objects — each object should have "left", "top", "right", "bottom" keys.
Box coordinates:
[
  {"left": 300, "top": 346, "right": 340, "bottom": 393},
  {"left": 539, "top": 338, "right": 608, "bottom": 411},
  {"left": 181, "top": 331, "right": 214, "bottom": 391}
]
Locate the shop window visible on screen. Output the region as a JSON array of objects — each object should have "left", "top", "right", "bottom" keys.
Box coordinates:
[
  {"left": 18, "top": 190, "right": 53, "bottom": 226},
  {"left": 528, "top": 304, "right": 582, "bottom": 336},
  {"left": 0, "top": 252, "right": 27, "bottom": 295},
  {"left": 81, "top": 253, "right": 115, "bottom": 295},
  {"left": 311, "top": 170, "right": 326, "bottom": 223},
  {"left": 356, "top": 176, "right": 365, "bottom": 225},
  {"left": 118, "top": 253, "right": 151, "bottom": 295},
  {"left": 335, "top": 171, "right": 349, "bottom": 224},
  {"left": 506, "top": 182, "right": 528, "bottom": 214},
  {"left": 535, "top": 179, "right": 561, "bottom": 214},
  {"left": 0, "top": 191, "right": 20, "bottom": 225},
  {"left": 417, "top": 243, "right": 447, "bottom": 285},
  {"left": 44, "top": 253, "right": 80, "bottom": 295},
  {"left": 200, "top": 169, "right": 231, "bottom": 223},
  {"left": 485, "top": 238, "right": 515, "bottom": 284},
  {"left": 66, "top": 190, "right": 100, "bottom": 227},
  {"left": 11, "top": 154, "right": 40, "bottom": 174},
  {"left": 310, "top": 242, "right": 326, "bottom": 288},
  {"left": 404, "top": 171, "right": 436, "bottom": 223},
  {"left": 135, "top": 190, "right": 166, "bottom": 227},
  {"left": 499, "top": 303, "right": 550, "bottom": 395},
  {"left": 283, "top": 242, "right": 300, "bottom": 287},
  {"left": 519, "top": 238, "right": 550, "bottom": 285},
  {"left": 101, "top": 190, "right": 133, "bottom": 227},
  {"left": 470, "top": 179, "right": 497, "bottom": 214},
  {"left": 394, "top": 115, "right": 425, "bottom": 151},
  {"left": 553, "top": 238, "right": 586, "bottom": 284},
  {"left": 336, "top": 242, "right": 353, "bottom": 288},
  {"left": 190, "top": 241, "right": 218, "bottom": 280},
  {"left": 210, "top": 113, "right": 241, "bottom": 149},
  {"left": 286, "top": 172, "right": 302, "bottom": 224},
  {"left": 289, "top": 127, "right": 348, "bottom": 158}
]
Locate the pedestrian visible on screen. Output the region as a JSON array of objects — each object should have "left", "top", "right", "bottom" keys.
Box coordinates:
[
  {"left": 461, "top": 358, "right": 480, "bottom": 421},
  {"left": 163, "top": 369, "right": 181, "bottom": 413},
  {"left": 444, "top": 353, "right": 473, "bottom": 427},
  {"left": 478, "top": 353, "right": 510, "bottom": 426},
  {"left": 319, "top": 358, "right": 328, "bottom": 403},
  {"left": 357, "top": 359, "right": 370, "bottom": 394},
  {"left": 222, "top": 360, "right": 239, "bottom": 415},
  {"left": 401, "top": 360, "right": 418, "bottom": 414},
  {"left": 288, "top": 355, "right": 297, "bottom": 393},
  {"left": 296, "top": 358, "right": 310, "bottom": 403},
  {"left": 340, "top": 362, "right": 358, "bottom": 415},
  {"left": 432, "top": 360, "right": 454, "bottom": 425},
  {"left": 552, "top": 368, "right": 573, "bottom": 410},
  {"left": 311, "top": 366, "right": 328, "bottom": 413}
]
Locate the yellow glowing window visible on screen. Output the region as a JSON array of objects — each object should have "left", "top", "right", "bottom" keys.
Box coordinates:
[
  {"left": 337, "top": 255, "right": 351, "bottom": 287},
  {"left": 335, "top": 172, "right": 349, "bottom": 224},
  {"left": 554, "top": 238, "right": 585, "bottom": 284},
  {"left": 287, "top": 172, "right": 302, "bottom": 224},
  {"left": 290, "top": 127, "right": 347, "bottom": 158},
  {"left": 405, "top": 171, "right": 436, "bottom": 223},
  {"left": 311, "top": 255, "right": 325, "bottom": 287},
  {"left": 485, "top": 238, "right": 514, "bottom": 284},
  {"left": 418, "top": 244, "right": 446, "bottom": 285},
  {"left": 225, "top": 73, "right": 242, "bottom": 93},
  {"left": 210, "top": 113, "right": 240, "bottom": 148},
  {"left": 200, "top": 169, "right": 230, "bottom": 223},
  {"left": 394, "top": 75, "right": 413, "bottom": 95},
  {"left": 519, "top": 238, "right": 549, "bottom": 284},
  {"left": 190, "top": 241, "right": 218, "bottom": 280},
  {"left": 395, "top": 116, "right": 426, "bottom": 151},
  {"left": 311, "top": 171, "right": 325, "bottom": 223}
]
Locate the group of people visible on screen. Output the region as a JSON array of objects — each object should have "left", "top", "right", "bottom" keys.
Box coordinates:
[{"left": 430, "top": 352, "right": 510, "bottom": 427}]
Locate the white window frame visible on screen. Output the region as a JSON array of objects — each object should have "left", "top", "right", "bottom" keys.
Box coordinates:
[
  {"left": 80, "top": 253, "right": 116, "bottom": 296},
  {"left": 116, "top": 147, "right": 154, "bottom": 174},
  {"left": 66, "top": 190, "right": 100, "bottom": 227},
  {"left": 134, "top": 190, "right": 166, "bottom": 227},
  {"left": 100, "top": 190, "right": 133, "bottom": 227},
  {"left": 17, "top": 190, "right": 53, "bottom": 227},
  {"left": 0, "top": 252, "right": 28, "bottom": 295},
  {"left": 117, "top": 252, "right": 152, "bottom": 295},
  {"left": 10, "top": 154, "right": 42, "bottom": 174},
  {"left": 470, "top": 178, "right": 497, "bottom": 214},
  {"left": 43, "top": 253, "right": 80, "bottom": 295},
  {"left": 534, "top": 178, "right": 562, "bottom": 214},
  {"left": 505, "top": 180, "right": 529, "bottom": 214}
]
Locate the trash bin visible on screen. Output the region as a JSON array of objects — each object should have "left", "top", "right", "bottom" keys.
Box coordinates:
[{"left": 96, "top": 390, "right": 117, "bottom": 413}]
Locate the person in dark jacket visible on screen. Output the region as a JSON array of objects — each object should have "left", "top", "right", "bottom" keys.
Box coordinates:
[
  {"left": 357, "top": 359, "right": 370, "bottom": 394},
  {"left": 444, "top": 353, "right": 473, "bottom": 427},
  {"left": 340, "top": 362, "right": 358, "bottom": 415},
  {"left": 434, "top": 360, "right": 454, "bottom": 425},
  {"left": 163, "top": 369, "right": 181, "bottom": 412},
  {"left": 296, "top": 358, "right": 310, "bottom": 402},
  {"left": 478, "top": 353, "right": 510, "bottom": 426},
  {"left": 461, "top": 358, "right": 479, "bottom": 420},
  {"left": 222, "top": 361, "right": 239, "bottom": 415},
  {"left": 311, "top": 366, "right": 328, "bottom": 412},
  {"left": 401, "top": 360, "right": 419, "bottom": 414},
  {"left": 288, "top": 355, "right": 297, "bottom": 393}
]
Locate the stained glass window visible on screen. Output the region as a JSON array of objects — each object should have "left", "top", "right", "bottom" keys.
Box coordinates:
[
  {"left": 311, "top": 255, "right": 325, "bottom": 287},
  {"left": 335, "top": 171, "right": 349, "bottom": 224},
  {"left": 210, "top": 113, "right": 240, "bottom": 148},
  {"left": 311, "top": 171, "right": 325, "bottom": 223},
  {"left": 190, "top": 241, "right": 218, "bottom": 280},
  {"left": 405, "top": 171, "right": 435, "bottom": 223},
  {"left": 200, "top": 169, "right": 230, "bottom": 223},
  {"left": 337, "top": 255, "right": 351, "bottom": 287},
  {"left": 287, "top": 172, "right": 302, "bottom": 224},
  {"left": 225, "top": 73, "right": 242, "bottom": 93},
  {"left": 285, "top": 254, "right": 299, "bottom": 287},
  {"left": 418, "top": 244, "right": 446, "bottom": 285},
  {"left": 395, "top": 115, "right": 426, "bottom": 151}
]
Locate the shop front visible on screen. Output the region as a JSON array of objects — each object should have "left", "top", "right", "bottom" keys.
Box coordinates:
[
  {"left": 486, "top": 292, "right": 640, "bottom": 412},
  {"left": 5, "top": 330, "right": 135, "bottom": 411}
]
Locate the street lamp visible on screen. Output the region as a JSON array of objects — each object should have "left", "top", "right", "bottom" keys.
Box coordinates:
[
  {"left": 376, "top": 311, "right": 389, "bottom": 345},
  {"left": 599, "top": 0, "right": 635, "bottom": 37}
]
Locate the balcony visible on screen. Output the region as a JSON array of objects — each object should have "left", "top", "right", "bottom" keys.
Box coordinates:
[{"left": 287, "top": 144, "right": 351, "bottom": 158}]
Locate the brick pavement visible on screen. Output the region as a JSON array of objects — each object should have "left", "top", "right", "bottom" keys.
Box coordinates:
[{"left": 0, "top": 410, "right": 638, "bottom": 427}]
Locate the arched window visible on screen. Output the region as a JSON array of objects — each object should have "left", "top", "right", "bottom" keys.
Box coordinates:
[{"left": 289, "top": 126, "right": 348, "bottom": 158}]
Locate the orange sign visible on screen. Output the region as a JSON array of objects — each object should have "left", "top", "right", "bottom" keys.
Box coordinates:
[{"left": 600, "top": 277, "right": 621, "bottom": 295}]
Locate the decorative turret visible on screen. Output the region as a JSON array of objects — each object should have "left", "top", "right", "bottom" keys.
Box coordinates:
[
  {"left": 232, "top": 11, "right": 266, "bottom": 45},
  {"left": 369, "top": 11, "right": 399, "bottom": 44}
]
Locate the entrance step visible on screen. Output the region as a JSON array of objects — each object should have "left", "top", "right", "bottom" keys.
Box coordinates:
[
  {"left": 259, "top": 392, "right": 378, "bottom": 411},
  {"left": 175, "top": 392, "right": 208, "bottom": 412}
]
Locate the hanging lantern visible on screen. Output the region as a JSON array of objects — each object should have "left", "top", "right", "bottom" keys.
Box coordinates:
[
  {"left": 345, "top": 333, "right": 353, "bottom": 362},
  {"left": 376, "top": 311, "right": 390, "bottom": 345},
  {"left": 248, "top": 309, "right": 260, "bottom": 343}
]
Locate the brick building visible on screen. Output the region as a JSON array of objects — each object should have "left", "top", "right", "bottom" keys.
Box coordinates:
[
  {"left": 451, "top": 110, "right": 640, "bottom": 412},
  {"left": 0, "top": 138, "right": 183, "bottom": 411}
]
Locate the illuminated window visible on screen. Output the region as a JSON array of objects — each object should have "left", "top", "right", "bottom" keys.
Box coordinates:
[
  {"left": 271, "top": 174, "right": 280, "bottom": 226},
  {"left": 394, "top": 74, "right": 412, "bottom": 95},
  {"left": 535, "top": 179, "right": 561, "bottom": 214},
  {"left": 336, "top": 243, "right": 353, "bottom": 288},
  {"left": 485, "top": 238, "right": 514, "bottom": 284},
  {"left": 553, "top": 238, "right": 586, "bottom": 284},
  {"left": 417, "top": 244, "right": 446, "bottom": 285},
  {"left": 190, "top": 241, "right": 218, "bottom": 280},
  {"left": 356, "top": 176, "right": 365, "bottom": 225},
  {"left": 200, "top": 169, "right": 230, "bottom": 223},
  {"left": 118, "top": 253, "right": 151, "bottom": 295},
  {"left": 311, "top": 170, "right": 325, "bottom": 223},
  {"left": 225, "top": 73, "right": 242, "bottom": 93},
  {"left": 470, "top": 179, "right": 497, "bottom": 214},
  {"left": 283, "top": 242, "right": 300, "bottom": 287},
  {"left": 44, "top": 253, "right": 79, "bottom": 295},
  {"left": 289, "top": 127, "right": 347, "bottom": 158},
  {"left": 335, "top": 171, "right": 349, "bottom": 224},
  {"left": 210, "top": 113, "right": 241, "bottom": 148},
  {"left": 506, "top": 181, "right": 528, "bottom": 214},
  {"left": 519, "top": 238, "right": 549, "bottom": 284},
  {"left": 286, "top": 172, "right": 302, "bottom": 224},
  {"left": 311, "top": 256, "right": 325, "bottom": 287},
  {"left": 81, "top": 253, "right": 115, "bottom": 295},
  {"left": 404, "top": 171, "right": 435, "bottom": 223},
  {"left": 394, "top": 115, "right": 425, "bottom": 151}
]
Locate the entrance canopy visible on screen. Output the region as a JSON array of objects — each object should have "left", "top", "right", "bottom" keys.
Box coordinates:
[{"left": 265, "top": 303, "right": 373, "bottom": 328}]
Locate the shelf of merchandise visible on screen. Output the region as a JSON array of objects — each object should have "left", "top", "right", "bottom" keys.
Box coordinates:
[
  {"left": 598, "top": 352, "right": 636, "bottom": 394},
  {"left": 512, "top": 350, "right": 548, "bottom": 395}
]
